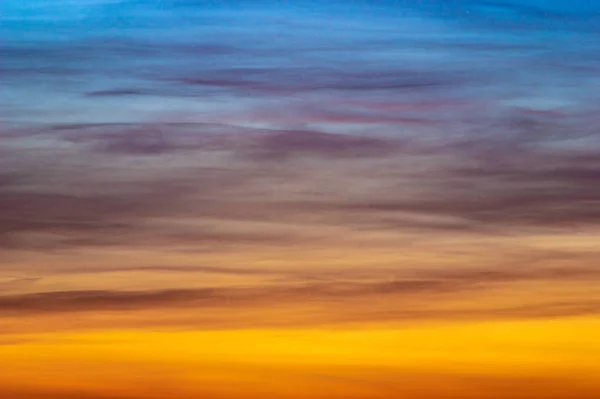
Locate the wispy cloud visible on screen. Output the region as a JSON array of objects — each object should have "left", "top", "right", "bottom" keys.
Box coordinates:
[
  {"left": 2, "top": 260, "right": 598, "bottom": 322},
  {"left": 1, "top": 114, "right": 598, "bottom": 252},
  {"left": 1, "top": 0, "right": 599, "bottom": 340}
]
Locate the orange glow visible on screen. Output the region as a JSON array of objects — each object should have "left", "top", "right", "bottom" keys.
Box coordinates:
[{"left": 2, "top": 318, "right": 599, "bottom": 398}]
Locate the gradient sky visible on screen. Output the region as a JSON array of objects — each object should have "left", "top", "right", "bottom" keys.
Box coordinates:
[{"left": 1, "top": 1, "right": 600, "bottom": 398}]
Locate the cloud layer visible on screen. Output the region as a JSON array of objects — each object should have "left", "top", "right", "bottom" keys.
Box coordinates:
[{"left": 1, "top": 0, "right": 599, "bottom": 332}]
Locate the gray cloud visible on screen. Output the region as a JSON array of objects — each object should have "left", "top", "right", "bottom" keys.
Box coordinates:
[
  {"left": 1, "top": 116, "right": 598, "bottom": 253},
  {"left": 241, "top": 129, "right": 402, "bottom": 161},
  {"left": 85, "top": 89, "right": 149, "bottom": 97},
  {"left": 344, "top": 127, "right": 600, "bottom": 229},
  {"left": 167, "top": 67, "right": 469, "bottom": 97}
]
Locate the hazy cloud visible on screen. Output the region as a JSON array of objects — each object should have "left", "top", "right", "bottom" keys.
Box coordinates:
[
  {"left": 2, "top": 0, "right": 599, "bottom": 337},
  {"left": 1, "top": 116, "right": 598, "bottom": 252},
  {"left": 2, "top": 261, "right": 598, "bottom": 320}
]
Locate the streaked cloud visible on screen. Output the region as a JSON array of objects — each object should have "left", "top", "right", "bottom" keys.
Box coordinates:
[{"left": 1, "top": 2, "right": 599, "bottom": 397}]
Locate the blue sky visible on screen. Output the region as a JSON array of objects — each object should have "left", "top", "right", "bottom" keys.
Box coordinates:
[{"left": 3, "top": 0, "right": 600, "bottom": 129}]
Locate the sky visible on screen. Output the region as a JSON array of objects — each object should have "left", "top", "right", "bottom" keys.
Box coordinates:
[{"left": 1, "top": 0, "right": 600, "bottom": 398}]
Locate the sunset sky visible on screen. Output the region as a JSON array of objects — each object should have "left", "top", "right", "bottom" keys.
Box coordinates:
[{"left": 1, "top": 1, "right": 600, "bottom": 398}]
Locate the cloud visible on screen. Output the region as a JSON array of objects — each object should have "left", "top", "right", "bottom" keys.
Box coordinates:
[
  {"left": 417, "top": 263, "right": 600, "bottom": 285},
  {"left": 341, "top": 125, "right": 600, "bottom": 230},
  {"left": 167, "top": 67, "right": 468, "bottom": 98},
  {"left": 0, "top": 143, "right": 298, "bottom": 251},
  {"left": 241, "top": 129, "right": 402, "bottom": 161},
  {"left": 242, "top": 104, "right": 441, "bottom": 126},
  {"left": 85, "top": 89, "right": 149, "bottom": 97},
  {"left": 0, "top": 277, "right": 41, "bottom": 291},
  {"left": 2, "top": 261, "right": 598, "bottom": 320},
  {"left": 1, "top": 113, "right": 598, "bottom": 253},
  {"left": 66, "top": 265, "right": 281, "bottom": 276},
  {"left": 0, "top": 279, "right": 454, "bottom": 315},
  {"left": 52, "top": 123, "right": 406, "bottom": 158}
]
